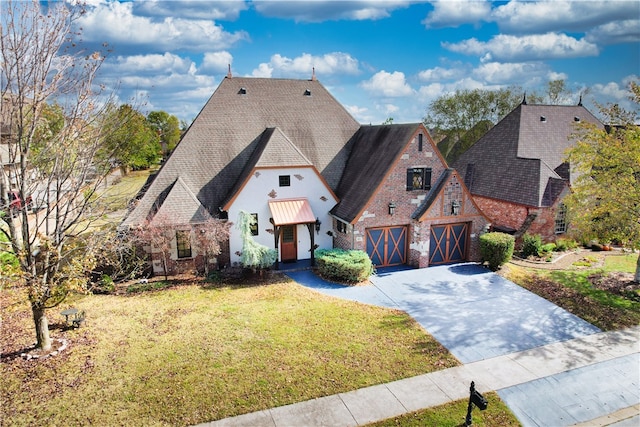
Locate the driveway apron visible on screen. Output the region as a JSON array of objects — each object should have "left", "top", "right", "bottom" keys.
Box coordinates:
[{"left": 287, "top": 263, "right": 601, "bottom": 364}]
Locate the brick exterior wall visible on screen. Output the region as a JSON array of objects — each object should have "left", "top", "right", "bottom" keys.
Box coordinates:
[
  {"left": 474, "top": 195, "right": 566, "bottom": 246},
  {"left": 333, "top": 127, "right": 490, "bottom": 268}
]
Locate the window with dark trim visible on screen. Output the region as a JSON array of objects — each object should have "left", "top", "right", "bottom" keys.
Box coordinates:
[
  {"left": 555, "top": 203, "right": 568, "bottom": 234},
  {"left": 406, "top": 168, "right": 432, "bottom": 191},
  {"left": 279, "top": 175, "right": 290, "bottom": 187},
  {"left": 250, "top": 213, "right": 259, "bottom": 236},
  {"left": 176, "top": 230, "right": 192, "bottom": 258},
  {"left": 337, "top": 221, "right": 347, "bottom": 233}
]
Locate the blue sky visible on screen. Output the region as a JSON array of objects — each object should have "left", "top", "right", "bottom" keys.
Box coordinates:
[{"left": 74, "top": 0, "right": 639, "bottom": 125}]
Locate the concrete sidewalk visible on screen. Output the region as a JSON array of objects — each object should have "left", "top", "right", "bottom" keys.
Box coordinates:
[{"left": 200, "top": 327, "right": 639, "bottom": 427}]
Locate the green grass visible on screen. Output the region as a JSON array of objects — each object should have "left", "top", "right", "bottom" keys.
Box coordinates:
[
  {"left": 1, "top": 278, "right": 459, "bottom": 426},
  {"left": 603, "top": 253, "right": 638, "bottom": 274},
  {"left": 367, "top": 392, "right": 521, "bottom": 427},
  {"left": 98, "top": 169, "right": 153, "bottom": 211},
  {"left": 504, "top": 253, "right": 640, "bottom": 330}
]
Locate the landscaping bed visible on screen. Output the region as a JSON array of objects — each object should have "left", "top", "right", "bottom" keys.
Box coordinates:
[{"left": 502, "top": 251, "right": 640, "bottom": 330}]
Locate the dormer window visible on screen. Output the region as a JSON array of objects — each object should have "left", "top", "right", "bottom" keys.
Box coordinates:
[
  {"left": 304, "top": 89, "right": 311, "bottom": 96},
  {"left": 239, "top": 87, "right": 247, "bottom": 95},
  {"left": 540, "top": 116, "right": 547, "bottom": 122},
  {"left": 574, "top": 116, "right": 581, "bottom": 122}
]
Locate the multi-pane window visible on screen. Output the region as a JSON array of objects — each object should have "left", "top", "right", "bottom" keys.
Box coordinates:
[
  {"left": 337, "top": 221, "right": 347, "bottom": 233},
  {"left": 176, "top": 230, "right": 192, "bottom": 258},
  {"left": 279, "top": 175, "right": 290, "bottom": 187},
  {"left": 406, "top": 168, "right": 432, "bottom": 191},
  {"left": 250, "top": 213, "right": 259, "bottom": 236},
  {"left": 555, "top": 203, "right": 568, "bottom": 234}
]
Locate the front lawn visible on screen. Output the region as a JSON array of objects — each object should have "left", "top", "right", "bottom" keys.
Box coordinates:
[
  {"left": 1, "top": 276, "right": 458, "bottom": 426},
  {"left": 367, "top": 392, "right": 520, "bottom": 427},
  {"left": 503, "top": 253, "right": 640, "bottom": 330}
]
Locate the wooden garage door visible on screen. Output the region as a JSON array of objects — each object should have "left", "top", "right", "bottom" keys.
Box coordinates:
[
  {"left": 366, "top": 226, "right": 407, "bottom": 267},
  {"left": 430, "top": 223, "right": 469, "bottom": 265}
]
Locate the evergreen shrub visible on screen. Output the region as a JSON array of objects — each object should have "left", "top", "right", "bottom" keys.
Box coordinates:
[
  {"left": 315, "top": 249, "right": 373, "bottom": 284},
  {"left": 521, "top": 233, "right": 542, "bottom": 258},
  {"left": 479, "top": 232, "right": 515, "bottom": 270}
]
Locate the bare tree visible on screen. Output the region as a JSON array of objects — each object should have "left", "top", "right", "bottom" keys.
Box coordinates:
[
  {"left": 132, "top": 215, "right": 176, "bottom": 281},
  {"left": 0, "top": 0, "right": 119, "bottom": 350},
  {"left": 192, "top": 218, "right": 231, "bottom": 277}
]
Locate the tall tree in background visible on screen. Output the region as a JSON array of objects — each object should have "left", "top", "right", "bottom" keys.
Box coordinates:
[
  {"left": 0, "top": 0, "right": 120, "bottom": 351},
  {"left": 424, "top": 87, "right": 524, "bottom": 164},
  {"left": 564, "top": 81, "right": 640, "bottom": 281},
  {"left": 102, "top": 104, "right": 161, "bottom": 174},
  {"left": 147, "top": 110, "right": 181, "bottom": 159}
]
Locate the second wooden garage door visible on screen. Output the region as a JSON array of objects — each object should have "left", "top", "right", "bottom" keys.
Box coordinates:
[
  {"left": 366, "top": 226, "right": 407, "bottom": 267},
  {"left": 429, "top": 223, "right": 469, "bottom": 265}
]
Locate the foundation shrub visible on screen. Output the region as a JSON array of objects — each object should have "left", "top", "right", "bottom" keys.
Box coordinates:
[
  {"left": 315, "top": 249, "right": 373, "bottom": 284},
  {"left": 479, "top": 232, "right": 515, "bottom": 271},
  {"left": 522, "top": 233, "right": 543, "bottom": 258}
]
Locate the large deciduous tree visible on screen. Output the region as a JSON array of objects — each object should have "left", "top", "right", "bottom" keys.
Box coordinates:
[
  {"left": 147, "top": 110, "right": 181, "bottom": 159},
  {"left": 424, "top": 87, "right": 524, "bottom": 164},
  {"left": 564, "top": 81, "right": 640, "bottom": 281},
  {"left": 0, "top": 0, "right": 120, "bottom": 350},
  {"left": 102, "top": 104, "right": 161, "bottom": 174}
]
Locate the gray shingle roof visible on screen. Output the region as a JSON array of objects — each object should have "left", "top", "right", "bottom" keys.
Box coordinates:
[
  {"left": 331, "top": 124, "right": 420, "bottom": 223},
  {"left": 453, "top": 103, "right": 603, "bottom": 207},
  {"left": 123, "top": 77, "right": 360, "bottom": 227}
]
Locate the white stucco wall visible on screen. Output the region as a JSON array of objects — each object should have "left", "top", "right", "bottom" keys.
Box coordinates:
[{"left": 227, "top": 167, "right": 337, "bottom": 265}]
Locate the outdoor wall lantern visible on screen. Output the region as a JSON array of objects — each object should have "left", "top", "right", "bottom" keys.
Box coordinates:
[
  {"left": 388, "top": 202, "right": 396, "bottom": 215},
  {"left": 451, "top": 200, "right": 460, "bottom": 216},
  {"left": 315, "top": 218, "right": 321, "bottom": 234}
]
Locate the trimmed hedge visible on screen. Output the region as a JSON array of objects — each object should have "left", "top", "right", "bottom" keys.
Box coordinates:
[
  {"left": 479, "top": 232, "right": 515, "bottom": 271},
  {"left": 315, "top": 249, "right": 373, "bottom": 284},
  {"left": 521, "top": 233, "right": 542, "bottom": 258}
]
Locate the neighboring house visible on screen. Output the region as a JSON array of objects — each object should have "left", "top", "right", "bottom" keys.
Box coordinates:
[
  {"left": 122, "top": 75, "right": 489, "bottom": 274},
  {"left": 453, "top": 100, "right": 603, "bottom": 243}
]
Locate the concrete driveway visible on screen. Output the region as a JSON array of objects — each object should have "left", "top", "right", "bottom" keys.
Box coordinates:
[{"left": 287, "top": 263, "right": 601, "bottom": 363}]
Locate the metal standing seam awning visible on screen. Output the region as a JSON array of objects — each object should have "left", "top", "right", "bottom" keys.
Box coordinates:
[{"left": 268, "top": 198, "right": 316, "bottom": 225}]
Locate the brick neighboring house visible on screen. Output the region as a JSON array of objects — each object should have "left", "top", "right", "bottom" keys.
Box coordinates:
[
  {"left": 122, "top": 75, "right": 489, "bottom": 274},
  {"left": 453, "top": 100, "right": 604, "bottom": 243}
]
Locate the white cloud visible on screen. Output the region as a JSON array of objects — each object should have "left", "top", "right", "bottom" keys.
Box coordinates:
[
  {"left": 251, "top": 53, "right": 360, "bottom": 78},
  {"left": 422, "top": 0, "right": 491, "bottom": 28},
  {"left": 591, "top": 80, "right": 633, "bottom": 100},
  {"left": 417, "top": 66, "right": 466, "bottom": 82},
  {"left": 133, "top": 0, "right": 248, "bottom": 21},
  {"left": 254, "top": 1, "right": 412, "bottom": 23},
  {"left": 383, "top": 103, "right": 399, "bottom": 114},
  {"left": 107, "top": 53, "right": 194, "bottom": 75},
  {"left": 586, "top": 19, "right": 640, "bottom": 45},
  {"left": 492, "top": 1, "right": 637, "bottom": 34},
  {"left": 443, "top": 33, "right": 599, "bottom": 62},
  {"left": 473, "top": 62, "right": 552, "bottom": 85},
  {"left": 201, "top": 51, "right": 234, "bottom": 73},
  {"left": 77, "top": 1, "right": 248, "bottom": 52},
  {"left": 360, "top": 71, "right": 414, "bottom": 97},
  {"left": 251, "top": 63, "right": 273, "bottom": 78}
]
